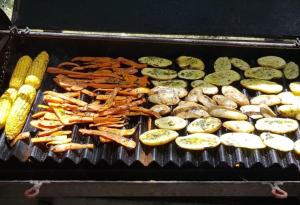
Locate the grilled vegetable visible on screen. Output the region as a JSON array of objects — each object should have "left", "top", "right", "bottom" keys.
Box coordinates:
[
  {"left": 50, "top": 143, "right": 94, "bottom": 153},
  {"left": 150, "top": 86, "right": 188, "bottom": 98},
  {"left": 257, "top": 56, "right": 286, "bottom": 69},
  {"left": 278, "top": 104, "right": 300, "bottom": 117},
  {"left": 223, "top": 120, "right": 254, "bottom": 133},
  {"left": 294, "top": 139, "right": 300, "bottom": 155},
  {"left": 278, "top": 91, "right": 300, "bottom": 105},
  {"left": 214, "top": 57, "right": 231, "bottom": 71},
  {"left": 173, "top": 104, "right": 209, "bottom": 119},
  {"left": 197, "top": 94, "right": 217, "bottom": 109},
  {"left": 155, "top": 116, "right": 188, "bottom": 130},
  {"left": 220, "top": 133, "right": 266, "bottom": 149},
  {"left": 209, "top": 106, "right": 248, "bottom": 120},
  {"left": 148, "top": 93, "right": 180, "bottom": 105},
  {"left": 221, "top": 86, "right": 249, "bottom": 106},
  {"left": 259, "top": 104, "right": 276, "bottom": 118},
  {"left": 9, "top": 55, "right": 32, "bottom": 89},
  {"left": 150, "top": 104, "right": 171, "bottom": 115},
  {"left": 212, "top": 95, "right": 238, "bottom": 109},
  {"left": 152, "top": 79, "right": 188, "bottom": 88},
  {"left": 240, "top": 105, "right": 263, "bottom": 119},
  {"left": 260, "top": 132, "right": 294, "bottom": 152},
  {"left": 255, "top": 118, "right": 298, "bottom": 134},
  {"left": 25, "top": 51, "right": 49, "bottom": 89},
  {"left": 138, "top": 56, "right": 172, "bottom": 68},
  {"left": 176, "top": 56, "right": 205, "bottom": 70},
  {"left": 284, "top": 62, "right": 299, "bottom": 80},
  {"left": 5, "top": 85, "right": 36, "bottom": 140},
  {"left": 190, "top": 80, "right": 218, "bottom": 95},
  {"left": 289, "top": 82, "right": 300, "bottom": 95},
  {"left": 250, "top": 95, "right": 281, "bottom": 106},
  {"left": 0, "top": 88, "right": 17, "bottom": 129},
  {"left": 204, "top": 70, "right": 240, "bottom": 86},
  {"left": 187, "top": 117, "right": 221, "bottom": 134},
  {"left": 185, "top": 87, "right": 203, "bottom": 102},
  {"left": 175, "top": 133, "right": 220, "bottom": 150},
  {"left": 230, "top": 57, "right": 250, "bottom": 71},
  {"left": 244, "top": 67, "right": 283, "bottom": 80},
  {"left": 139, "top": 129, "right": 178, "bottom": 146},
  {"left": 141, "top": 68, "right": 177, "bottom": 80},
  {"left": 240, "top": 79, "right": 283, "bottom": 94},
  {"left": 178, "top": 69, "right": 205, "bottom": 80}
]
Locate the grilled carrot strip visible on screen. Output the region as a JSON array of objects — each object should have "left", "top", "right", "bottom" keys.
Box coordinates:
[
  {"left": 31, "top": 135, "right": 68, "bottom": 143},
  {"left": 97, "top": 127, "right": 137, "bottom": 136},
  {"left": 71, "top": 57, "right": 114, "bottom": 63},
  {"left": 44, "top": 95, "right": 65, "bottom": 104},
  {"left": 96, "top": 95, "right": 128, "bottom": 101},
  {"left": 48, "top": 102, "right": 79, "bottom": 111},
  {"left": 32, "top": 111, "right": 48, "bottom": 119},
  {"left": 57, "top": 62, "right": 80, "bottom": 68},
  {"left": 37, "top": 126, "right": 64, "bottom": 137},
  {"left": 31, "top": 120, "right": 52, "bottom": 131},
  {"left": 46, "top": 138, "right": 72, "bottom": 146},
  {"left": 10, "top": 132, "right": 30, "bottom": 147},
  {"left": 81, "top": 89, "right": 96, "bottom": 97},
  {"left": 44, "top": 112, "right": 60, "bottom": 121},
  {"left": 130, "top": 107, "right": 161, "bottom": 118},
  {"left": 50, "top": 130, "right": 72, "bottom": 136},
  {"left": 45, "top": 91, "right": 87, "bottom": 106},
  {"left": 50, "top": 143, "right": 94, "bottom": 153},
  {"left": 117, "top": 57, "right": 147, "bottom": 69}
]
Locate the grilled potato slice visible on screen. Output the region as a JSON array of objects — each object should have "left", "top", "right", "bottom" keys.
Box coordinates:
[
  {"left": 139, "top": 129, "right": 179, "bottom": 146},
  {"left": 250, "top": 95, "right": 281, "bottom": 106},
  {"left": 190, "top": 80, "right": 218, "bottom": 95},
  {"left": 214, "top": 57, "right": 231, "bottom": 71},
  {"left": 173, "top": 102, "right": 208, "bottom": 114},
  {"left": 259, "top": 104, "right": 277, "bottom": 118},
  {"left": 220, "top": 133, "right": 266, "bottom": 149},
  {"left": 260, "top": 132, "right": 294, "bottom": 152},
  {"left": 255, "top": 118, "right": 298, "bottom": 134},
  {"left": 294, "top": 139, "right": 300, "bottom": 155},
  {"left": 284, "top": 62, "right": 299, "bottom": 80},
  {"left": 150, "top": 104, "right": 171, "bottom": 116},
  {"left": 204, "top": 70, "right": 241, "bottom": 86},
  {"left": 185, "top": 87, "right": 203, "bottom": 102},
  {"left": 138, "top": 56, "right": 172, "bottom": 68},
  {"left": 257, "top": 56, "right": 286, "bottom": 69},
  {"left": 221, "top": 86, "right": 249, "bottom": 106},
  {"left": 212, "top": 95, "right": 238, "bottom": 109},
  {"left": 176, "top": 56, "right": 205, "bottom": 70},
  {"left": 289, "top": 82, "right": 300, "bottom": 95},
  {"left": 230, "top": 57, "right": 250, "bottom": 71},
  {"left": 244, "top": 67, "right": 283, "bottom": 80},
  {"left": 152, "top": 79, "right": 188, "bottom": 88},
  {"left": 278, "top": 91, "right": 300, "bottom": 105},
  {"left": 209, "top": 106, "right": 248, "bottom": 120},
  {"left": 240, "top": 79, "right": 283, "bottom": 94},
  {"left": 141, "top": 68, "right": 177, "bottom": 80},
  {"left": 174, "top": 107, "right": 210, "bottom": 119},
  {"left": 240, "top": 105, "right": 263, "bottom": 119},
  {"left": 198, "top": 94, "right": 217, "bottom": 109},
  {"left": 155, "top": 116, "right": 188, "bottom": 130},
  {"left": 175, "top": 133, "right": 220, "bottom": 150},
  {"left": 278, "top": 104, "right": 300, "bottom": 117},
  {"left": 148, "top": 94, "right": 180, "bottom": 105},
  {"left": 178, "top": 69, "right": 205, "bottom": 80},
  {"left": 187, "top": 117, "right": 222, "bottom": 134},
  {"left": 150, "top": 86, "right": 188, "bottom": 98},
  {"left": 223, "top": 121, "right": 255, "bottom": 133}
]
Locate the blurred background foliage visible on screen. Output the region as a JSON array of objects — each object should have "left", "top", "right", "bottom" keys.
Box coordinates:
[{"left": 0, "top": 0, "right": 14, "bottom": 19}]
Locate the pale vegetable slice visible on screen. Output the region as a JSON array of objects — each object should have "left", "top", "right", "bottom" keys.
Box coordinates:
[
  {"left": 278, "top": 92, "right": 300, "bottom": 105},
  {"left": 138, "top": 56, "right": 172, "bottom": 68},
  {"left": 176, "top": 56, "right": 205, "bottom": 70},
  {"left": 185, "top": 87, "right": 203, "bottom": 102},
  {"left": 250, "top": 95, "right": 281, "bottom": 106},
  {"left": 150, "top": 86, "right": 188, "bottom": 98},
  {"left": 173, "top": 102, "right": 208, "bottom": 114},
  {"left": 257, "top": 56, "right": 286, "bottom": 69},
  {"left": 152, "top": 79, "right": 188, "bottom": 88},
  {"left": 230, "top": 57, "right": 250, "bottom": 71},
  {"left": 220, "top": 133, "right": 266, "bottom": 149},
  {"left": 148, "top": 94, "right": 180, "bottom": 105},
  {"left": 178, "top": 69, "right": 205, "bottom": 80},
  {"left": 214, "top": 57, "right": 231, "bottom": 71},
  {"left": 155, "top": 116, "right": 188, "bottom": 130},
  {"left": 240, "top": 105, "right": 263, "bottom": 119},
  {"left": 244, "top": 67, "right": 283, "bottom": 80},
  {"left": 141, "top": 68, "right": 177, "bottom": 80},
  {"left": 240, "top": 79, "right": 283, "bottom": 94},
  {"left": 278, "top": 104, "right": 300, "bottom": 117},
  {"left": 139, "top": 129, "right": 179, "bottom": 146},
  {"left": 294, "top": 139, "right": 300, "bottom": 155},
  {"left": 259, "top": 104, "right": 277, "bottom": 118},
  {"left": 260, "top": 132, "right": 294, "bottom": 152},
  {"left": 255, "top": 118, "right": 298, "bottom": 134},
  {"left": 174, "top": 107, "right": 210, "bottom": 119},
  {"left": 209, "top": 106, "right": 248, "bottom": 120},
  {"left": 175, "top": 133, "right": 220, "bottom": 150},
  {"left": 190, "top": 80, "right": 218, "bottom": 95},
  {"left": 197, "top": 94, "right": 217, "bottom": 109},
  {"left": 204, "top": 70, "right": 241, "bottom": 86},
  {"left": 150, "top": 104, "right": 171, "bottom": 115},
  {"left": 221, "top": 86, "right": 249, "bottom": 106},
  {"left": 212, "top": 95, "right": 238, "bottom": 109},
  {"left": 223, "top": 121, "right": 255, "bottom": 133},
  {"left": 284, "top": 62, "right": 299, "bottom": 80},
  {"left": 187, "top": 117, "right": 222, "bottom": 134},
  {"left": 289, "top": 82, "right": 300, "bottom": 95}
]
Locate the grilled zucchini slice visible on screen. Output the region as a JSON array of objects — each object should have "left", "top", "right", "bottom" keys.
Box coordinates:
[
  {"left": 244, "top": 67, "right": 283, "bottom": 80},
  {"left": 255, "top": 118, "right": 298, "bottom": 134},
  {"left": 240, "top": 79, "right": 283, "bottom": 94},
  {"left": 257, "top": 56, "right": 286, "bottom": 69},
  {"left": 141, "top": 68, "right": 177, "bottom": 80},
  {"left": 190, "top": 80, "right": 218, "bottom": 95},
  {"left": 214, "top": 57, "right": 231, "bottom": 71},
  {"left": 155, "top": 116, "right": 188, "bottom": 130},
  {"left": 289, "top": 82, "right": 300, "bottom": 95},
  {"left": 187, "top": 117, "right": 221, "bottom": 134},
  {"left": 220, "top": 133, "right": 266, "bottom": 149},
  {"left": 284, "top": 62, "right": 299, "bottom": 80},
  {"left": 204, "top": 70, "right": 241, "bottom": 86},
  {"left": 178, "top": 69, "right": 205, "bottom": 80},
  {"left": 139, "top": 129, "right": 178, "bottom": 146},
  {"left": 152, "top": 79, "right": 188, "bottom": 88},
  {"left": 260, "top": 132, "right": 294, "bottom": 152},
  {"left": 176, "top": 56, "right": 205, "bottom": 70},
  {"left": 138, "top": 56, "right": 172, "bottom": 68},
  {"left": 230, "top": 57, "right": 250, "bottom": 71},
  {"left": 175, "top": 133, "right": 220, "bottom": 150}
]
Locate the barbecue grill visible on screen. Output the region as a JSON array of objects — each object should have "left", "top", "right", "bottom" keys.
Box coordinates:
[{"left": 0, "top": 0, "right": 300, "bottom": 198}]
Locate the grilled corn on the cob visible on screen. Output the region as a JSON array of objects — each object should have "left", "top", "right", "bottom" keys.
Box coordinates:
[
  {"left": 24, "top": 51, "right": 49, "bottom": 89},
  {"left": 9, "top": 56, "right": 32, "bottom": 89},
  {"left": 0, "top": 88, "right": 17, "bottom": 129},
  {"left": 5, "top": 84, "right": 36, "bottom": 140}
]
